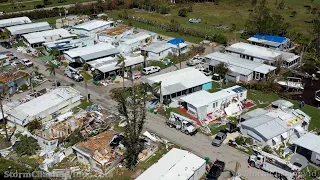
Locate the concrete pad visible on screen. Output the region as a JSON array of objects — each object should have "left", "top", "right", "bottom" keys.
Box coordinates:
[{"left": 223, "top": 132, "right": 240, "bottom": 145}]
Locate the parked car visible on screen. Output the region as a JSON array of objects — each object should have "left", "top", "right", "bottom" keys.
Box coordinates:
[
  {"left": 206, "top": 160, "right": 226, "bottom": 180},
  {"left": 142, "top": 66, "right": 160, "bottom": 75},
  {"left": 20, "top": 58, "right": 33, "bottom": 67},
  {"left": 212, "top": 131, "right": 227, "bottom": 147},
  {"left": 10, "top": 60, "right": 20, "bottom": 66}
]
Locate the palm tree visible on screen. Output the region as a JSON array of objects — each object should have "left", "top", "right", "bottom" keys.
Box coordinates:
[
  {"left": 80, "top": 65, "right": 90, "bottom": 103},
  {"left": 45, "top": 61, "right": 57, "bottom": 88},
  {"left": 234, "top": 161, "right": 241, "bottom": 177},
  {"left": 152, "top": 81, "right": 162, "bottom": 104},
  {"left": 116, "top": 55, "right": 126, "bottom": 88},
  {"left": 48, "top": 49, "right": 60, "bottom": 60}
]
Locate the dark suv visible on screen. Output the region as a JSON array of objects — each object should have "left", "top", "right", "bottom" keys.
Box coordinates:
[{"left": 206, "top": 160, "right": 226, "bottom": 180}]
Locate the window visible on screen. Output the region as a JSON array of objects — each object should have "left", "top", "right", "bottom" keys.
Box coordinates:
[
  {"left": 240, "top": 93, "right": 243, "bottom": 97},
  {"left": 212, "top": 102, "right": 218, "bottom": 108},
  {"left": 316, "top": 154, "right": 320, "bottom": 161}
]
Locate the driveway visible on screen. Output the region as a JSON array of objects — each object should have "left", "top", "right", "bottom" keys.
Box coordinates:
[{"left": 0, "top": 45, "right": 276, "bottom": 180}]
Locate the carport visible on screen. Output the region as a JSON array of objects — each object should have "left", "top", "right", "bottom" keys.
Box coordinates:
[{"left": 293, "top": 132, "right": 320, "bottom": 165}]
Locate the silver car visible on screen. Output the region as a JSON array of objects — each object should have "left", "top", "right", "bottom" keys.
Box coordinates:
[{"left": 212, "top": 132, "right": 227, "bottom": 147}]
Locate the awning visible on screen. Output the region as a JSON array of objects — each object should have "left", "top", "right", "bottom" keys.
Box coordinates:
[
  {"left": 272, "top": 137, "right": 279, "bottom": 143},
  {"left": 294, "top": 126, "right": 304, "bottom": 132},
  {"left": 281, "top": 132, "right": 288, "bottom": 139}
]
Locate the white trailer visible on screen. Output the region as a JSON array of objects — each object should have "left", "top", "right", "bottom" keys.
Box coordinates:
[{"left": 248, "top": 149, "right": 299, "bottom": 180}]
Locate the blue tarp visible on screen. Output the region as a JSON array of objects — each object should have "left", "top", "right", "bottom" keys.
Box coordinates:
[
  {"left": 168, "top": 38, "right": 185, "bottom": 45},
  {"left": 253, "top": 34, "right": 287, "bottom": 43}
]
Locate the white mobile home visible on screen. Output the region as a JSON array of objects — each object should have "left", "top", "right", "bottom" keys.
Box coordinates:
[
  {"left": 97, "top": 25, "right": 133, "bottom": 45},
  {"left": 293, "top": 133, "right": 320, "bottom": 165},
  {"left": 88, "top": 54, "right": 145, "bottom": 78},
  {"left": 118, "top": 32, "right": 154, "bottom": 52},
  {"left": 226, "top": 42, "right": 300, "bottom": 68},
  {"left": 63, "top": 43, "right": 119, "bottom": 63},
  {"left": 145, "top": 68, "right": 212, "bottom": 102},
  {"left": 0, "top": 17, "right": 31, "bottom": 28},
  {"left": 70, "top": 20, "right": 114, "bottom": 35},
  {"left": 22, "top": 29, "right": 74, "bottom": 47},
  {"left": 6, "top": 22, "right": 52, "bottom": 37},
  {"left": 136, "top": 148, "right": 206, "bottom": 180},
  {"left": 206, "top": 52, "right": 276, "bottom": 82},
  {"left": 247, "top": 34, "right": 291, "bottom": 51},
  {"left": 240, "top": 101, "right": 310, "bottom": 147},
  {"left": 180, "top": 85, "right": 247, "bottom": 120},
  {"left": 7, "top": 87, "right": 81, "bottom": 129},
  {"left": 43, "top": 36, "right": 94, "bottom": 52},
  {"left": 142, "top": 42, "right": 173, "bottom": 60}
]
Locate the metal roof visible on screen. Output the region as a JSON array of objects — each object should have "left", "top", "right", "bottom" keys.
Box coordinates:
[
  {"left": 89, "top": 55, "right": 144, "bottom": 73},
  {"left": 121, "top": 32, "right": 151, "bottom": 45},
  {"left": 206, "top": 52, "right": 276, "bottom": 74},
  {"left": 80, "top": 48, "right": 120, "bottom": 62},
  {"left": 293, "top": 133, "right": 320, "bottom": 155},
  {"left": 0, "top": 17, "right": 31, "bottom": 28},
  {"left": 226, "top": 42, "right": 281, "bottom": 61},
  {"left": 6, "top": 22, "right": 52, "bottom": 35},
  {"left": 272, "top": 99, "right": 294, "bottom": 108},
  {"left": 136, "top": 148, "right": 205, "bottom": 180},
  {"left": 64, "top": 43, "right": 115, "bottom": 58},
  {"left": 72, "top": 20, "right": 113, "bottom": 31},
  {"left": 145, "top": 68, "right": 212, "bottom": 96},
  {"left": 23, "top": 29, "right": 74, "bottom": 44},
  {"left": 247, "top": 37, "right": 281, "bottom": 47},
  {"left": 142, "top": 41, "right": 172, "bottom": 54}
]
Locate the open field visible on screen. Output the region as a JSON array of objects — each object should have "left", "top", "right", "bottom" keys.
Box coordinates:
[
  {"left": 108, "top": 0, "right": 320, "bottom": 43},
  {"left": 0, "top": 0, "right": 94, "bottom": 13}
]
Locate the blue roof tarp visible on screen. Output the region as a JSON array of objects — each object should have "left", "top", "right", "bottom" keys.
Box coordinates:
[
  {"left": 253, "top": 34, "right": 287, "bottom": 43},
  {"left": 168, "top": 38, "right": 185, "bottom": 45}
]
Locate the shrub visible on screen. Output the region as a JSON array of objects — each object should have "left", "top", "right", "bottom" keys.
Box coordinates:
[
  {"left": 235, "top": 136, "right": 246, "bottom": 145},
  {"left": 178, "top": 8, "right": 188, "bottom": 17},
  {"left": 262, "top": 145, "right": 273, "bottom": 153},
  {"left": 245, "top": 137, "right": 254, "bottom": 145},
  {"left": 27, "top": 118, "right": 42, "bottom": 133}
]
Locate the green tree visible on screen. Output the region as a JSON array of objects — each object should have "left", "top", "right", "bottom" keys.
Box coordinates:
[
  {"left": 251, "top": 0, "right": 257, "bottom": 6},
  {"left": 43, "top": 0, "right": 51, "bottom": 5},
  {"left": 65, "top": 128, "right": 83, "bottom": 147},
  {"left": 178, "top": 8, "right": 188, "bottom": 17},
  {"left": 48, "top": 49, "right": 59, "bottom": 60},
  {"left": 313, "top": 19, "right": 320, "bottom": 56},
  {"left": 117, "top": 84, "right": 148, "bottom": 170},
  {"left": 80, "top": 64, "right": 90, "bottom": 102},
  {"left": 188, "top": 5, "right": 193, "bottom": 12},
  {"left": 262, "top": 145, "right": 273, "bottom": 153},
  {"left": 214, "top": 62, "right": 229, "bottom": 78},
  {"left": 27, "top": 118, "right": 42, "bottom": 133},
  {"left": 245, "top": 2, "right": 289, "bottom": 36},
  {"left": 45, "top": 61, "right": 57, "bottom": 88},
  {"left": 116, "top": 55, "right": 126, "bottom": 88},
  {"left": 278, "top": 0, "right": 285, "bottom": 9},
  {"left": 16, "top": 135, "right": 39, "bottom": 156}
]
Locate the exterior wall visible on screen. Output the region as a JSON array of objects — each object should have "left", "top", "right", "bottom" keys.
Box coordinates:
[
  {"left": 226, "top": 74, "right": 240, "bottom": 82},
  {"left": 70, "top": 29, "right": 88, "bottom": 35},
  {"left": 201, "top": 82, "right": 212, "bottom": 91},
  {"left": 189, "top": 162, "right": 206, "bottom": 180},
  {"left": 37, "top": 137, "right": 58, "bottom": 151},
  {"left": 147, "top": 49, "right": 171, "bottom": 60},
  {"left": 75, "top": 151, "right": 91, "bottom": 165},
  {"left": 311, "top": 152, "right": 320, "bottom": 165}
]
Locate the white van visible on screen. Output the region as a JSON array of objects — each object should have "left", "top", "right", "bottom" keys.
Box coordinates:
[
  {"left": 64, "top": 66, "right": 83, "bottom": 82},
  {"left": 142, "top": 66, "right": 161, "bottom": 75}
]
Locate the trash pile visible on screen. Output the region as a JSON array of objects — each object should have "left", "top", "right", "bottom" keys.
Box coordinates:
[{"left": 16, "top": 46, "right": 39, "bottom": 57}]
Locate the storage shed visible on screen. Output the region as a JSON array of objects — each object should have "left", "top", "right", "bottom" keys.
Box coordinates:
[{"left": 293, "top": 133, "right": 320, "bottom": 165}]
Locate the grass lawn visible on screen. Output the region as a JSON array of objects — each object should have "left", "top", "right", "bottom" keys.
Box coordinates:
[
  {"left": 12, "top": 40, "right": 24, "bottom": 48},
  {"left": 0, "top": 0, "right": 97, "bottom": 13},
  {"left": 108, "top": 0, "right": 320, "bottom": 43},
  {"left": 33, "top": 16, "right": 61, "bottom": 28},
  {"left": 301, "top": 165, "right": 320, "bottom": 180},
  {"left": 72, "top": 100, "right": 93, "bottom": 113},
  {"left": 157, "top": 107, "right": 186, "bottom": 118}
]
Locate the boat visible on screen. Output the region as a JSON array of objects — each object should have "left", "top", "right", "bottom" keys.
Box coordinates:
[
  {"left": 315, "top": 90, "right": 320, "bottom": 102},
  {"left": 277, "top": 77, "right": 304, "bottom": 90}
]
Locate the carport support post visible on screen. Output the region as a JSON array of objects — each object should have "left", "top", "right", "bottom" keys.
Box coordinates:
[{"left": 294, "top": 145, "right": 297, "bottom": 153}]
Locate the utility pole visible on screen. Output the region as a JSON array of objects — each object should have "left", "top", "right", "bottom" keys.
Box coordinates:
[
  {"left": 0, "top": 84, "right": 8, "bottom": 141},
  {"left": 178, "top": 43, "right": 181, "bottom": 69}
]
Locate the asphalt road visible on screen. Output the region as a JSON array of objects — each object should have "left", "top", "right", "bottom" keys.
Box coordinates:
[{"left": 1, "top": 45, "right": 276, "bottom": 180}]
